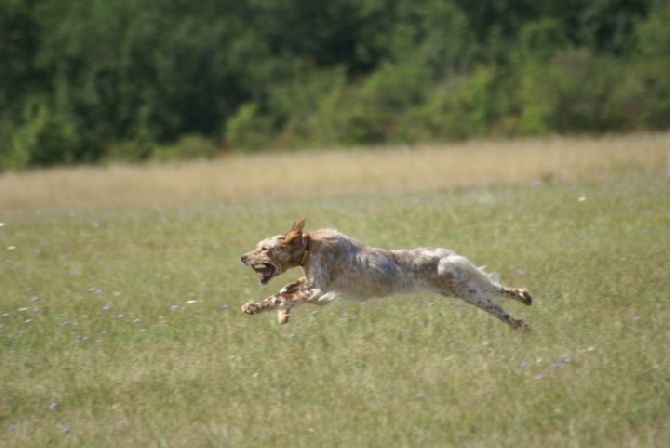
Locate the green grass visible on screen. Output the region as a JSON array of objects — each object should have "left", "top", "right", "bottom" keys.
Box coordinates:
[{"left": 1, "top": 141, "right": 669, "bottom": 446}]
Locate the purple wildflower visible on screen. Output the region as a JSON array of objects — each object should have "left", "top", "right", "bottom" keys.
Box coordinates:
[
  {"left": 520, "top": 361, "right": 529, "bottom": 369},
  {"left": 49, "top": 402, "right": 58, "bottom": 411},
  {"left": 102, "top": 305, "right": 111, "bottom": 312},
  {"left": 170, "top": 304, "right": 179, "bottom": 311},
  {"left": 62, "top": 427, "right": 70, "bottom": 435}
]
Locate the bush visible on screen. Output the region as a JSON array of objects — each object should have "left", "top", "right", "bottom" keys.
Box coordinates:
[{"left": 152, "top": 134, "right": 220, "bottom": 161}]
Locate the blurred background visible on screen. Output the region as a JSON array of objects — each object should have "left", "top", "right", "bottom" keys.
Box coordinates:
[{"left": 1, "top": 0, "right": 669, "bottom": 170}]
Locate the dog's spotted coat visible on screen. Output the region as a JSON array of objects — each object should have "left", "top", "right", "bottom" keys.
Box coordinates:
[{"left": 241, "top": 220, "right": 532, "bottom": 329}]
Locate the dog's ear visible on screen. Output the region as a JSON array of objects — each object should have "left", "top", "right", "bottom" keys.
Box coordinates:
[{"left": 285, "top": 218, "right": 305, "bottom": 240}]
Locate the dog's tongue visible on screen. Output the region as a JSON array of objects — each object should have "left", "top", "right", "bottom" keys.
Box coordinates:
[{"left": 253, "top": 264, "right": 274, "bottom": 284}]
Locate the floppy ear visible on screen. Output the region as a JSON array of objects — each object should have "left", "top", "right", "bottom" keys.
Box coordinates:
[{"left": 285, "top": 218, "right": 306, "bottom": 239}]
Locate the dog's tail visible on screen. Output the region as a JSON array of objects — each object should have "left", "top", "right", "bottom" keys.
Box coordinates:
[{"left": 478, "top": 266, "right": 500, "bottom": 284}]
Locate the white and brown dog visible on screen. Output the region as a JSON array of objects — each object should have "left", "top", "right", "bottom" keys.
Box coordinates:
[{"left": 241, "top": 219, "right": 532, "bottom": 329}]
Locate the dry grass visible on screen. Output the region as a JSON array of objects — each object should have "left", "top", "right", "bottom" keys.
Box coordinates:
[
  {"left": 1, "top": 134, "right": 669, "bottom": 446},
  {"left": 1, "top": 133, "right": 667, "bottom": 211}
]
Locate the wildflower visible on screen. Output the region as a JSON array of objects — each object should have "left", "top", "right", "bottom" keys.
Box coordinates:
[
  {"left": 49, "top": 402, "right": 58, "bottom": 411},
  {"left": 414, "top": 392, "right": 424, "bottom": 399},
  {"left": 132, "top": 318, "right": 141, "bottom": 324},
  {"left": 170, "top": 304, "right": 179, "bottom": 311},
  {"left": 102, "top": 305, "right": 111, "bottom": 312},
  {"left": 62, "top": 427, "right": 70, "bottom": 435},
  {"left": 221, "top": 304, "right": 229, "bottom": 309},
  {"left": 139, "top": 329, "right": 146, "bottom": 334},
  {"left": 9, "top": 423, "right": 18, "bottom": 431},
  {"left": 287, "top": 333, "right": 296, "bottom": 339},
  {"left": 519, "top": 361, "right": 529, "bottom": 369},
  {"left": 29, "top": 296, "right": 39, "bottom": 303}
]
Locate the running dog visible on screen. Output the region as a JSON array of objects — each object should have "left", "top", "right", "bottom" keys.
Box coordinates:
[{"left": 240, "top": 219, "right": 532, "bottom": 329}]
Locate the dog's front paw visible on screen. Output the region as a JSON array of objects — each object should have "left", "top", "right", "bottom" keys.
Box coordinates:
[{"left": 241, "top": 302, "right": 261, "bottom": 315}]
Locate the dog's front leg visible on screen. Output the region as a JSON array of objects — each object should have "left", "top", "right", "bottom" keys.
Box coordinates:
[
  {"left": 241, "top": 288, "right": 321, "bottom": 324},
  {"left": 280, "top": 276, "right": 307, "bottom": 294},
  {"left": 277, "top": 277, "right": 307, "bottom": 324}
]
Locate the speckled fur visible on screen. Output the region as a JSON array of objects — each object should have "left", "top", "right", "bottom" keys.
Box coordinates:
[{"left": 241, "top": 219, "right": 532, "bottom": 329}]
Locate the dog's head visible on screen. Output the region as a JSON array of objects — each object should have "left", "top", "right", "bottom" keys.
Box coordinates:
[{"left": 241, "top": 219, "right": 309, "bottom": 285}]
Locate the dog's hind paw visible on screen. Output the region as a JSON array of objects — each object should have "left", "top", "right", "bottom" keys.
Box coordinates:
[{"left": 511, "top": 319, "right": 532, "bottom": 331}]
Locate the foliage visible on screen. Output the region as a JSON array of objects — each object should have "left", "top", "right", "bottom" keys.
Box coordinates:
[{"left": 0, "top": 0, "right": 667, "bottom": 169}]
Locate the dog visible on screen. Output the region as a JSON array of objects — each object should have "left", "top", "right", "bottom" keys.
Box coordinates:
[{"left": 240, "top": 219, "right": 532, "bottom": 329}]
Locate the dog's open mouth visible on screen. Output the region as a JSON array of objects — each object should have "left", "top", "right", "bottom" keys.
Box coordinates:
[{"left": 252, "top": 263, "right": 275, "bottom": 285}]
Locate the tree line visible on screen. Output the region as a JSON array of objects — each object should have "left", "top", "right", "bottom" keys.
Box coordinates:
[{"left": 1, "top": 0, "right": 669, "bottom": 169}]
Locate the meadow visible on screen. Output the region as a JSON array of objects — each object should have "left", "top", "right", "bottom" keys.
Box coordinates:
[{"left": 1, "top": 134, "right": 669, "bottom": 446}]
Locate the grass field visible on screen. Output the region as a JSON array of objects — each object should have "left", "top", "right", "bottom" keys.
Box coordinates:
[{"left": 1, "top": 134, "right": 669, "bottom": 446}]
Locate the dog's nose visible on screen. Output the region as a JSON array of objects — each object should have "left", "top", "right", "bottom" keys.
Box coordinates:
[{"left": 241, "top": 255, "right": 247, "bottom": 264}]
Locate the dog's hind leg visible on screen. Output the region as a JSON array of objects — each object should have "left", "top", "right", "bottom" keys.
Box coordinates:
[
  {"left": 495, "top": 286, "right": 532, "bottom": 306},
  {"left": 460, "top": 292, "right": 531, "bottom": 330},
  {"left": 436, "top": 256, "right": 530, "bottom": 330}
]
